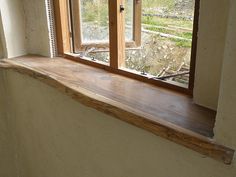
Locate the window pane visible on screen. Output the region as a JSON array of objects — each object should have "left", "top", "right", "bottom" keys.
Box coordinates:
[
  {"left": 73, "top": 0, "right": 134, "bottom": 64},
  {"left": 71, "top": 0, "right": 110, "bottom": 64},
  {"left": 125, "top": 0, "right": 134, "bottom": 41},
  {"left": 124, "top": 0, "right": 195, "bottom": 87},
  {"left": 80, "top": 0, "right": 109, "bottom": 43}
]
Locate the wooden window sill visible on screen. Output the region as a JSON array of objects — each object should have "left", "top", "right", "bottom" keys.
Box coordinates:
[{"left": 0, "top": 55, "right": 234, "bottom": 164}]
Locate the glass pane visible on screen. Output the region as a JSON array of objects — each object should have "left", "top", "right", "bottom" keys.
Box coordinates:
[
  {"left": 74, "top": 0, "right": 134, "bottom": 64},
  {"left": 80, "top": 0, "right": 109, "bottom": 43},
  {"left": 71, "top": 0, "right": 110, "bottom": 64},
  {"left": 125, "top": 0, "right": 134, "bottom": 41},
  {"left": 124, "top": 0, "right": 195, "bottom": 87}
]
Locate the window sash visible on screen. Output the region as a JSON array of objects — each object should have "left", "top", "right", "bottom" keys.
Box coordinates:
[
  {"left": 70, "top": 0, "right": 141, "bottom": 53},
  {"left": 53, "top": 0, "right": 200, "bottom": 94}
]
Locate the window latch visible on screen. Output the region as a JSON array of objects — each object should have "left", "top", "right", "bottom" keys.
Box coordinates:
[{"left": 120, "top": 5, "right": 125, "bottom": 12}]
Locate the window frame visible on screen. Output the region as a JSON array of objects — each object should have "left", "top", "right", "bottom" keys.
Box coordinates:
[
  {"left": 53, "top": 0, "right": 200, "bottom": 95},
  {"left": 70, "top": 0, "right": 141, "bottom": 52}
]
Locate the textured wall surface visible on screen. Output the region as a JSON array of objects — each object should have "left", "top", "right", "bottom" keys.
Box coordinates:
[
  {"left": 22, "top": 0, "right": 51, "bottom": 57},
  {"left": 0, "top": 0, "right": 51, "bottom": 58},
  {"left": 0, "top": 10, "right": 6, "bottom": 59},
  {"left": 193, "top": 0, "right": 230, "bottom": 110},
  {"left": 0, "top": 0, "right": 27, "bottom": 58},
  {"left": 0, "top": 39, "right": 3, "bottom": 58},
  {"left": 1, "top": 70, "right": 236, "bottom": 177},
  {"left": 214, "top": 0, "right": 236, "bottom": 148},
  {"left": 0, "top": 71, "right": 18, "bottom": 177},
  {"left": 0, "top": 18, "right": 3, "bottom": 59}
]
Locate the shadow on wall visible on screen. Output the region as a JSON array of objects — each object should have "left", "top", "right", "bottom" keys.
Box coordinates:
[
  {"left": 0, "top": 10, "right": 4, "bottom": 59},
  {"left": 0, "top": 38, "right": 3, "bottom": 59},
  {"left": 0, "top": 12, "right": 4, "bottom": 59}
]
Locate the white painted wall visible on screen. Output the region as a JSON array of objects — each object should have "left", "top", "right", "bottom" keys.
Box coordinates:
[
  {"left": 193, "top": 0, "right": 230, "bottom": 110},
  {"left": 0, "top": 0, "right": 27, "bottom": 58},
  {"left": 214, "top": 0, "right": 236, "bottom": 148},
  {"left": 0, "top": 0, "right": 51, "bottom": 58},
  {"left": 0, "top": 17, "right": 4, "bottom": 58},
  {"left": 2, "top": 70, "right": 236, "bottom": 177},
  {"left": 0, "top": 71, "right": 18, "bottom": 177},
  {"left": 0, "top": 11, "right": 6, "bottom": 59},
  {"left": 22, "top": 0, "right": 51, "bottom": 57},
  {"left": 0, "top": 1, "right": 24, "bottom": 175},
  {"left": 0, "top": 38, "right": 3, "bottom": 58}
]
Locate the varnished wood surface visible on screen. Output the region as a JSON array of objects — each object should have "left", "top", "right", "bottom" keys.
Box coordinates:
[
  {"left": 134, "top": 0, "right": 142, "bottom": 46},
  {"left": 109, "top": 0, "right": 125, "bottom": 68},
  {"left": 53, "top": 0, "right": 195, "bottom": 94},
  {"left": 65, "top": 53, "right": 192, "bottom": 94},
  {"left": 53, "top": 0, "right": 71, "bottom": 54},
  {"left": 0, "top": 56, "right": 234, "bottom": 164},
  {"left": 188, "top": 0, "right": 200, "bottom": 92}
]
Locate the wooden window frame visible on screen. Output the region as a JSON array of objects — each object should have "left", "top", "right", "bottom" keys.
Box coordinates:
[
  {"left": 54, "top": 0, "right": 200, "bottom": 95},
  {"left": 70, "top": 0, "right": 141, "bottom": 52}
]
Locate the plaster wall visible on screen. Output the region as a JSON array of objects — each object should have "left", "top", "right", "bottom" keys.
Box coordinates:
[
  {"left": 0, "top": 71, "right": 18, "bottom": 177},
  {"left": 0, "top": 0, "right": 27, "bottom": 58},
  {"left": 0, "top": 0, "right": 51, "bottom": 58},
  {"left": 214, "top": 0, "right": 236, "bottom": 148},
  {"left": 0, "top": 18, "right": 3, "bottom": 59},
  {"left": 2, "top": 70, "right": 236, "bottom": 177},
  {"left": 22, "top": 0, "right": 51, "bottom": 57},
  {"left": 0, "top": 11, "right": 6, "bottom": 59},
  {"left": 0, "top": 39, "right": 3, "bottom": 58},
  {"left": 193, "top": 0, "right": 230, "bottom": 110}
]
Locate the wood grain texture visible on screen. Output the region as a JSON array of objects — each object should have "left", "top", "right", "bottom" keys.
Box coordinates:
[
  {"left": 64, "top": 53, "right": 192, "bottom": 94},
  {"left": 109, "top": 0, "right": 125, "bottom": 68},
  {"left": 188, "top": 0, "right": 200, "bottom": 92},
  {"left": 0, "top": 55, "right": 234, "bottom": 164},
  {"left": 134, "top": 0, "right": 142, "bottom": 46},
  {"left": 53, "top": 0, "right": 71, "bottom": 55},
  {"left": 71, "top": 0, "right": 82, "bottom": 53}
]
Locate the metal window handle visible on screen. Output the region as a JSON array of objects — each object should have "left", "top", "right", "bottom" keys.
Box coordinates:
[{"left": 120, "top": 5, "right": 125, "bottom": 12}]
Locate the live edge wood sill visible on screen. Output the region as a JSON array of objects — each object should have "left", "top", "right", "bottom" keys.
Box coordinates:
[{"left": 0, "top": 55, "right": 234, "bottom": 164}]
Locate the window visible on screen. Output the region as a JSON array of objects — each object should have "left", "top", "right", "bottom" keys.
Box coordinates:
[
  {"left": 70, "top": 0, "right": 141, "bottom": 52},
  {"left": 54, "top": 0, "right": 199, "bottom": 94}
]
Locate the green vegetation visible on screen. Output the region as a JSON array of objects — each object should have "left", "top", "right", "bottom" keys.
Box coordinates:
[
  {"left": 80, "top": 0, "right": 193, "bottom": 85},
  {"left": 82, "top": 0, "right": 108, "bottom": 26},
  {"left": 82, "top": 0, "right": 133, "bottom": 26},
  {"left": 142, "top": 16, "right": 193, "bottom": 28},
  {"left": 142, "top": 0, "right": 175, "bottom": 11},
  {"left": 145, "top": 25, "right": 192, "bottom": 47},
  {"left": 171, "top": 38, "right": 192, "bottom": 48},
  {"left": 146, "top": 26, "right": 192, "bottom": 38},
  {"left": 80, "top": 0, "right": 194, "bottom": 48}
]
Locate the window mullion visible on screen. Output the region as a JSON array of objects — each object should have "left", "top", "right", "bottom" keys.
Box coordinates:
[
  {"left": 71, "top": 0, "right": 82, "bottom": 52},
  {"left": 54, "top": 0, "right": 71, "bottom": 55},
  {"left": 109, "top": 0, "right": 125, "bottom": 69},
  {"left": 133, "top": 0, "right": 142, "bottom": 46}
]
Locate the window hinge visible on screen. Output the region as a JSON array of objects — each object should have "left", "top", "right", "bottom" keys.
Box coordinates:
[{"left": 120, "top": 5, "right": 125, "bottom": 12}]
